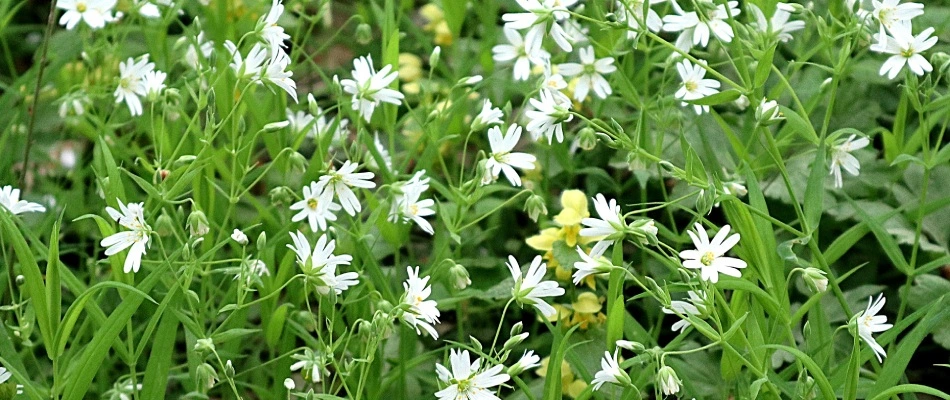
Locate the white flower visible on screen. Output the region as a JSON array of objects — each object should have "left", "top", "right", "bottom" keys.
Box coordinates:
[
  {"left": 525, "top": 89, "right": 573, "bottom": 144},
  {"left": 290, "top": 182, "right": 342, "bottom": 232},
  {"left": 508, "top": 350, "right": 541, "bottom": 376},
  {"left": 502, "top": 0, "right": 579, "bottom": 52},
  {"left": 558, "top": 46, "right": 616, "bottom": 101},
  {"left": 663, "top": 1, "right": 740, "bottom": 50},
  {"left": 580, "top": 194, "right": 626, "bottom": 256},
  {"left": 366, "top": 132, "right": 393, "bottom": 171},
  {"left": 592, "top": 349, "right": 631, "bottom": 391},
  {"left": 435, "top": 349, "right": 510, "bottom": 400},
  {"left": 57, "top": 0, "right": 116, "bottom": 30},
  {"left": 492, "top": 28, "right": 550, "bottom": 81},
  {"left": 287, "top": 231, "right": 357, "bottom": 295},
  {"left": 114, "top": 56, "right": 156, "bottom": 117},
  {"left": 616, "top": 0, "right": 665, "bottom": 40},
  {"left": 283, "top": 378, "right": 295, "bottom": 390},
  {"left": 871, "top": 0, "right": 923, "bottom": 30},
  {"left": 853, "top": 294, "right": 893, "bottom": 363},
  {"left": 484, "top": 125, "right": 537, "bottom": 187},
  {"left": 103, "top": 378, "right": 142, "bottom": 400},
  {"left": 225, "top": 41, "right": 268, "bottom": 80},
  {"left": 662, "top": 290, "right": 707, "bottom": 332},
  {"left": 290, "top": 348, "right": 330, "bottom": 383},
  {"left": 675, "top": 58, "right": 721, "bottom": 115},
  {"left": 401, "top": 266, "right": 441, "bottom": 339},
  {"left": 258, "top": 0, "right": 290, "bottom": 53},
  {"left": 142, "top": 70, "right": 166, "bottom": 100},
  {"left": 390, "top": 183, "right": 436, "bottom": 235},
  {"left": 231, "top": 229, "right": 249, "bottom": 245},
  {"left": 472, "top": 99, "right": 504, "bottom": 131},
  {"left": 749, "top": 3, "right": 805, "bottom": 43},
  {"left": 871, "top": 25, "right": 937, "bottom": 79},
  {"left": 101, "top": 200, "right": 151, "bottom": 273},
  {"left": 340, "top": 55, "right": 404, "bottom": 122},
  {"left": 184, "top": 31, "right": 213, "bottom": 69},
  {"left": 679, "top": 223, "right": 746, "bottom": 283},
  {"left": 0, "top": 186, "right": 46, "bottom": 214},
  {"left": 829, "top": 134, "right": 871, "bottom": 188},
  {"left": 572, "top": 246, "right": 612, "bottom": 285},
  {"left": 508, "top": 255, "right": 565, "bottom": 317},
  {"left": 314, "top": 161, "right": 376, "bottom": 216},
  {"left": 285, "top": 108, "right": 317, "bottom": 136},
  {"left": 262, "top": 50, "right": 298, "bottom": 102}
]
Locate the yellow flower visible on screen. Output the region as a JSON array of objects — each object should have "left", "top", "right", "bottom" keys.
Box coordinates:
[
  {"left": 569, "top": 292, "right": 607, "bottom": 329},
  {"left": 527, "top": 228, "right": 559, "bottom": 252},
  {"left": 398, "top": 53, "right": 422, "bottom": 82},
  {"left": 554, "top": 190, "right": 589, "bottom": 226},
  {"left": 565, "top": 379, "right": 589, "bottom": 398},
  {"left": 419, "top": 3, "right": 453, "bottom": 46}
]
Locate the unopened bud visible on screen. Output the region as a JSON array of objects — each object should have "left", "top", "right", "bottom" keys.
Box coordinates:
[
  {"left": 524, "top": 194, "right": 548, "bottom": 222},
  {"left": 657, "top": 365, "right": 682, "bottom": 396},
  {"left": 256, "top": 231, "right": 267, "bottom": 252},
  {"left": 356, "top": 23, "right": 373, "bottom": 45},
  {"left": 194, "top": 338, "right": 215, "bottom": 354},
  {"left": 196, "top": 363, "right": 218, "bottom": 390},
  {"left": 734, "top": 94, "right": 750, "bottom": 111},
  {"left": 262, "top": 120, "right": 290, "bottom": 133},
  {"left": 577, "top": 127, "right": 598, "bottom": 151},
  {"left": 270, "top": 186, "right": 295, "bottom": 206},
  {"left": 458, "top": 75, "right": 483, "bottom": 86},
  {"left": 510, "top": 321, "right": 524, "bottom": 337},
  {"left": 502, "top": 332, "right": 529, "bottom": 352},
  {"left": 802, "top": 268, "right": 828, "bottom": 293},
  {"left": 155, "top": 212, "right": 175, "bottom": 237},
  {"left": 223, "top": 359, "right": 235, "bottom": 378},
  {"left": 449, "top": 263, "right": 471, "bottom": 290},
  {"left": 187, "top": 210, "right": 210, "bottom": 237},
  {"left": 289, "top": 151, "right": 308, "bottom": 173},
  {"left": 15, "top": 275, "right": 25, "bottom": 286},
  {"left": 284, "top": 378, "right": 296, "bottom": 390},
  {"left": 231, "top": 229, "right": 249, "bottom": 246},
  {"left": 174, "top": 155, "right": 197, "bottom": 166},
  {"left": 616, "top": 340, "right": 645, "bottom": 352},
  {"left": 307, "top": 93, "right": 320, "bottom": 115},
  {"left": 430, "top": 46, "right": 441, "bottom": 70}
]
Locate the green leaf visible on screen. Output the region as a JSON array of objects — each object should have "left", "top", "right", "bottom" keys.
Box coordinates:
[
  {"left": 46, "top": 217, "right": 62, "bottom": 346},
  {"left": 761, "top": 345, "right": 835, "bottom": 399},
  {"left": 0, "top": 211, "right": 53, "bottom": 357},
  {"left": 141, "top": 309, "right": 179, "bottom": 399},
  {"left": 754, "top": 45, "right": 775, "bottom": 89},
  {"left": 211, "top": 328, "right": 260, "bottom": 344},
  {"left": 779, "top": 106, "right": 819, "bottom": 144},
  {"left": 803, "top": 146, "right": 826, "bottom": 234},
  {"left": 265, "top": 303, "right": 290, "bottom": 348},
  {"left": 846, "top": 198, "right": 911, "bottom": 275}
]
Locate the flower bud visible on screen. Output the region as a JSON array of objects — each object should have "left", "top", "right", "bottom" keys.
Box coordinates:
[
  {"left": 356, "top": 23, "right": 373, "bottom": 45},
  {"left": 458, "top": 75, "right": 483, "bottom": 86},
  {"left": 288, "top": 151, "right": 308, "bottom": 173},
  {"left": 449, "top": 263, "right": 471, "bottom": 290},
  {"left": 734, "top": 94, "right": 750, "bottom": 110},
  {"left": 628, "top": 218, "right": 658, "bottom": 246},
  {"left": 223, "top": 359, "right": 235, "bottom": 378},
  {"left": 616, "top": 340, "right": 645, "bottom": 352},
  {"left": 430, "top": 46, "right": 441, "bottom": 70},
  {"left": 284, "top": 378, "right": 296, "bottom": 390},
  {"left": 931, "top": 52, "right": 950, "bottom": 74},
  {"left": 174, "top": 155, "right": 197, "bottom": 166},
  {"left": 15, "top": 275, "right": 25, "bottom": 286},
  {"left": 307, "top": 93, "right": 320, "bottom": 116},
  {"left": 502, "top": 332, "right": 529, "bottom": 352},
  {"left": 576, "top": 127, "right": 598, "bottom": 151},
  {"left": 194, "top": 337, "right": 215, "bottom": 354},
  {"left": 724, "top": 181, "right": 748, "bottom": 197},
  {"left": 802, "top": 268, "right": 828, "bottom": 293},
  {"left": 155, "top": 212, "right": 175, "bottom": 237},
  {"left": 256, "top": 231, "right": 267, "bottom": 252},
  {"left": 187, "top": 210, "right": 210, "bottom": 237},
  {"left": 507, "top": 350, "right": 540, "bottom": 376},
  {"left": 195, "top": 363, "right": 218, "bottom": 391},
  {"left": 755, "top": 99, "right": 785, "bottom": 126},
  {"left": 656, "top": 365, "right": 682, "bottom": 396},
  {"left": 270, "top": 186, "right": 295, "bottom": 206},
  {"left": 262, "top": 120, "right": 290, "bottom": 133},
  {"left": 510, "top": 321, "right": 524, "bottom": 337},
  {"left": 524, "top": 193, "right": 548, "bottom": 222},
  {"left": 231, "top": 229, "right": 249, "bottom": 246}
]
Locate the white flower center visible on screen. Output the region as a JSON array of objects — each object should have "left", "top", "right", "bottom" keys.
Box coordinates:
[{"left": 700, "top": 251, "right": 715, "bottom": 266}]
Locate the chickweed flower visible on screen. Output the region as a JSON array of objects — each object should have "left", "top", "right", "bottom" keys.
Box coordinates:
[
  {"left": 871, "top": 25, "right": 938, "bottom": 79},
  {"left": 115, "top": 56, "right": 158, "bottom": 117},
  {"left": 508, "top": 255, "right": 565, "bottom": 317},
  {"left": 435, "top": 349, "right": 510, "bottom": 400},
  {"left": 58, "top": 0, "right": 116, "bottom": 30},
  {"left": 492, "top": 28, "right": 550, "bottom": 81},
  {"left": 572, "top": 246, "right": 612, "bottom": 285},
  {"left": 749, "top": 3, "right": 805, "bottom": 43},
  {"left": 290, "top": 348, "right": 330, "bottom": 383},
  {"left": 662, "top": 290, "right": 707, "bottom": 332},
  {"left": 508, "top": 350, "right": 541, "bottom": 376},
  {"left": 340, "top": 55, "right": 404, "bottom": 122},
  {"left": 616, "top": 0, "right": 665, "bottom": 41},
  {"left": 663, "top": 1, "right": 740, "bottom": 51},
  {"left": 526, "top": 89, "right": 573, "bottom": 144},
  {"left": 591, "top": 349, "right": 631, "bottom": 391},
  {"left": 502, "top": 0, "right": 579, "bottom": 52},
  {"left": 225, "top": 41, "right": 268, "bottom": 80},
  {"left": 850, "top": 294, "right": 893, "bottom": 362},
  {"left": 262, "top": 50, "right": 298, "bottom": 102},
  {"left": 755, "top": 98, "right": 785, "bottom": 126},
  {"left": 580, "top": 194, "right": 626, "bottom": 256},
  {"left": 400, "top": 266, "right": 441, "bottom": 339},
  {"left": 471, "top": 99, "right": 504, "bottom": 132},
  {"left": 675, "top": 58, "right": 721, "bottom": 115},
  {"left": 290, "top": 182, "right": 341, "bottom": 232},
  {"left": 679, "top": 223, "right": 747, "bottom": 283},
  {"left": 558, "top": 46, "right": 616, "bottom": 101},
  {"left": 829, "top": 134, "right": 871, "bottom": 188},
  {"left": 101, "top": 200, "right": 151, "bottom": 273},
  {"left": 870, "top": 0, "right": 923, "bottom": 30},
  {"left": 257, "top": 0, "right": 290, "bottom": 53},
  {"left": 314, "top": 160, "right": 376, "bottom": 216},
  {"left": 0, "top": 186, "right": 46, "bottom": 215},
  {"left": 231, "top": 229, "right": 249, "bottom": 245},
  {"left": 389, "top": 173, "right": 436, "bottom": 235},
  {"left": 802, "top": 267, "right": 829, "bottom": 293},
  {"left": 484, "top": 124, "right": 537, "bottom": 187},
  {"left": 287, "top": 231, "right": 358, "bottom": 296}
]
